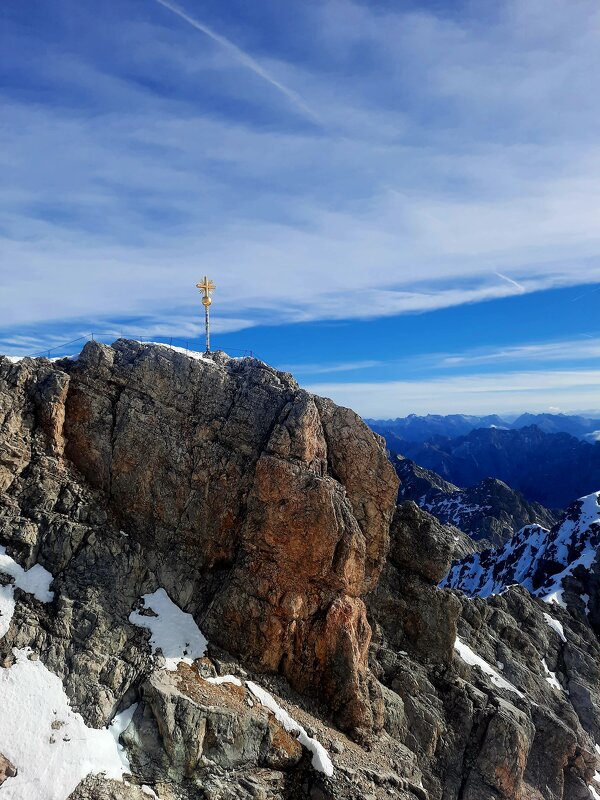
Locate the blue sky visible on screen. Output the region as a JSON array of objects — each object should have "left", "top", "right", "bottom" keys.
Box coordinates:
[{"left": 2, "top": 0, "right": 600, "bottom": 416}]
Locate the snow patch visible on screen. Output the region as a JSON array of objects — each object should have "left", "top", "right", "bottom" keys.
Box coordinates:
[
  {"left": 203, "top": 674, "right": 243, "bottom": 687},
  {"left": 454, "top": 636, "right": 524, "bottom": 698},
  {"left": 0, "top": 648, "right": 130, "bottom": 799},
  {"left": 542, "top": 659, "right": 563, "bottom": 692},
  {"left": 0, "top": 546, "right": 54, "bottom": 603},
  {"left": 108, "top": 702, "right": 138, "bottom": 771},
  {"left": 0, "top": 546, "right": 54, "bottom": 638},
  {"left": 128, "top": 588, "right": 207, "bottom": 671},
  {"left": 246, "top": 681, "right": 334, "bottom": 776},
  {"left": 543, "top": 613, "right": 567, "bottom": 643}
]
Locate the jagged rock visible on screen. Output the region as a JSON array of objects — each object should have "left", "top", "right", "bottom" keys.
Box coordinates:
[
  {"left": 368, "top": 503, "right": 461, "bottom": 663},
  {"left": 128, "top": 666, "right": 303, "bottom": 779},
  {"left": 395, "top": 457, "right": 558, "bottom": 547},
  {"left": 0, "top": 342, "right": 398, "bottom": 737},
  {"left": 442, "top": 492, "right": 600, "bottom": 609},
  {"left": 390, "top": 501, "right": 457, "bottom": 584},
  {"left": 0, "top": 752, "right": 17, "bottom": 786},
  {"left": 3, "top": 343, "right": 600, "bottom": 800},
  {"left": 67, "top": 777, "right": 153, "bottom": 799}
]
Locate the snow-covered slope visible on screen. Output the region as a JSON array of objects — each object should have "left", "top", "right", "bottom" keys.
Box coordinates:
[
  {"left": 441, "top": 492, "right": 600, "bottom": 605},
  {"left": 395, "top": 456, "right": 558, "bottom": 547}
]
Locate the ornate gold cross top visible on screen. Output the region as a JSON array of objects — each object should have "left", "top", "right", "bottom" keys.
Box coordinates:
[{"left": 196, "top": 276, "right": 216, "bottom": 306}]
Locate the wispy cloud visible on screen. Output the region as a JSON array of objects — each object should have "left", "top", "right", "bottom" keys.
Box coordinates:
[
  {"left": 440, "top": 336, "right": 600, "bottom": 368},
  {"left": 277, "top": 359, "right": 381, "bottom": 375},
  {"left": 153, "top": 0, "right": 321, "bottom": 123},
  {"left": 307, "top": 369, "right": 600, "bottom": 417},
  {"left": 3, "top": 0, "right": 600, "bottom": 337}
]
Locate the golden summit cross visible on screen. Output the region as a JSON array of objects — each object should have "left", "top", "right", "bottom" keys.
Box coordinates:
[
  {"left": 196, "top": 276, "right": 216, "bottom": 353},
  {"left": 197, "top": 277, "right": 216, "bottom": 296}
]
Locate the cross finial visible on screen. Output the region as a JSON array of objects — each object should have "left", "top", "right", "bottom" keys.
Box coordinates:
[{"left": 196, "top": 276, "right": 216, "bottom": 302}]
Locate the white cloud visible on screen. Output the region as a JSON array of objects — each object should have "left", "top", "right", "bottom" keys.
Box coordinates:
[
  {"left": 2, "top": 0, "right": 600, "bottom": 335},
  {"left": 306, "top": 369, "right": 600, "bottom": 417},
  {"left": 440, "top": 336, "right": 600, "bottom": 367},
  {"left": 278, "top": 359, "right": 381, "bottom": 375}
]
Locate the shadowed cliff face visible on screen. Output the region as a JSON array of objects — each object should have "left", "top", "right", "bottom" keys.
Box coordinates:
[{"left": 9, "top": 339, "right": 399, "bottom": 736}]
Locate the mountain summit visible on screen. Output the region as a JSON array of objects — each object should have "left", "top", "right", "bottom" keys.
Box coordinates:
[{"left": 1, "top": 340, "right": 600, "bottom": 800}]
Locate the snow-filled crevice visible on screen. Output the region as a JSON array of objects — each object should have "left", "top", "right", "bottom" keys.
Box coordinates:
[{"left": 454, "top": 636, "right": 524, "bottom": 698}]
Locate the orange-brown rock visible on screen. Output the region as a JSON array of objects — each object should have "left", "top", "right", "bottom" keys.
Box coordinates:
[{"left": 49, "top": 340, "right": 397, "bottom": 734}]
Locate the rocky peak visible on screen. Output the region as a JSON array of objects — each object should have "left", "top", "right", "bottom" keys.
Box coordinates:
[
  {"left": 0, "top": 340, "right": 399, "bottom": 740},
  {"left": 442, "top": 492, "right": 600, "bottom": 615},
  {"left": 395, "top": 456, "right": 559, "bottom": 547},
  {"left": 2, "top": 342, "right": 600, "bottom": 800}
]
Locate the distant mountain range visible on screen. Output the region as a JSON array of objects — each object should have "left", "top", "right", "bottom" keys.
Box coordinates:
[
  {"left": 368, "top": 412, "right": 600, "bottom": 444},
  {"left": 395, "top": 456, "right": 559, "bottom": 547},
  {"left": 379, "top": 424, "right": 600, "bottom": 509},
  {"left": 441, "top": 492, "right": 600, "bottom": 619}
]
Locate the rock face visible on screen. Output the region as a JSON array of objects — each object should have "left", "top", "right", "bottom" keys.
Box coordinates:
[
  {"left": 0, "top": 340, "right": 398, "bottom": 738},
  {"left": 2, "top": 341, "right": 600, "bottom": 800},
  {"left": 395, "top": 456, "right": 559, "bottom": 547},
  {"left": 367, "top": 504, "right": 600, "bottom": 800}
]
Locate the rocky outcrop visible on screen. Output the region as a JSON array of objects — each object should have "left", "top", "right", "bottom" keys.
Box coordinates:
[
  {"left": 395, "top": 457, "right": 559, "bottom": 547},
  {"left": 368, "top": 502, "right": 462, "bottom": 664},
  {"left": 0, "top": 753, "right": 17, "bottom": 786},
  {"left": 368, "top": 504, "right": 600, "bottom": 800},
  {"left": 2, "top": 342, "right": 600, "bottom": 800},
  {"left": 0, "top": 341, "right": 397, "bottom": 739}
]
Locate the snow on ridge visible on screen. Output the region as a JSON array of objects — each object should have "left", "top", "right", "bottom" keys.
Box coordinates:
[
  {"left": 543, "top": 613, "right": 567, "bottom": 643},
  {"left": 129, "top": 587, "right": 334, "bottom": 776},
  {"left": 204, "top": 674, "right": 243, "bottom": 687},
  {"left": 442, "top": 492, "right": 600, "bottom": 605},
  {"left": 143, "top": 342, "right": 214, "bottom": 363},
  {"left": 454, "top": 636, "right": 524, "bottom": 698},
  {"left": 247, "top": 681, "right": 334, "bottom": 777}
]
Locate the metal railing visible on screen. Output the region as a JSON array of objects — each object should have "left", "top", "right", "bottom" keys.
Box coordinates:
[{"left": 20, "top": 333, "right": 254, "bottom": 360}]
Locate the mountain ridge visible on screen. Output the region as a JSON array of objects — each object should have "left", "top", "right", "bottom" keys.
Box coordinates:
[
  {"left": 369, "top": 412, "right": 600, "bottom": 443},
  {"left": 395, "top": 456, "right": 559, "bottom": 547},
  {"left": 390, "top": 425, "right": 600, "bottom": 508},
  {"left": 1, "top": 340, "right": 600, "bottom": 800}
]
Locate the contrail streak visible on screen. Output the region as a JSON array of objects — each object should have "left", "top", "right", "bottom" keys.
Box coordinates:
[
  {"left": 153, "top": 0, "right": 321, "bottom": 123},
  {"left": 494, "top": 272, "right": 525, "bottom": 292},
  {"left": 571, "top": 285, "right": 600, "bottom": 302}
]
